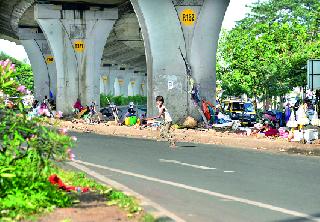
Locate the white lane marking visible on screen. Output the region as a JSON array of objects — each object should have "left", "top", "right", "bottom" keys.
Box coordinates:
[
  {"left": 159, "top": 159, "right": 216, "bottom": 170},
  {"left": 67, "top": 161, "right": 185, "bottom": 222},
  {"left": 74, "top": 159, "right": 320, "bottom": 221},
  {"left": 223, "top": 171, "right": 235, "bottom": 173}
]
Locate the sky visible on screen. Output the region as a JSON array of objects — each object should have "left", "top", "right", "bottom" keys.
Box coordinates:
[{"left": 0, "top": 0, "right": 260, "bottom": 63}]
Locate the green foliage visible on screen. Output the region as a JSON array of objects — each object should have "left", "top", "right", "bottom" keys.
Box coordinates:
[
  {"left": 217, "top": 0, "right": 320, "bottom": 100},
  {"left": 100, "top": 93, "right": 147, "bottom": 107},
  {"left": 16, "top": 64, "right": 33, "bottom": 91},
  {"left": 0, "top": 158, "right": 72, "bottom": 220},
  {"left": 54, "top": 168, "right": 144, "bottom": 218},
  {"left": 0, "top": 52, "right": 23, "bottom": 66},
  {"left": 0, "top": 60, "right": 74, "bottom": 220},
  {"left": 106, "top": 190, "right": 142, "bottom": 214},
  {"left": 0, "top": 51, "right": 33, "bottom": 90},
  {"left": 52, "top": 169, "right": 106, "bottom": 192},
  {"left": 140, "top": 214, "right": 155, "bottom": 222}
]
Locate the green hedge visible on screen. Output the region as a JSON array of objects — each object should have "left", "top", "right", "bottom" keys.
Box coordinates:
[
  {"left": 0, "top": 60, "right": 74, "bottom": 221},
  {"left": 100, "top": 93, "right": 147, "bottom": 107}
]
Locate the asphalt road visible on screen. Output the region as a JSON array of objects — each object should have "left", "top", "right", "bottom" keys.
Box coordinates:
[{"left": 70, "top": 132, "right": 320, "bottom": 222}]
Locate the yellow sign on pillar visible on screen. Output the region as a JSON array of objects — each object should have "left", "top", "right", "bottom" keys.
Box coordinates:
[
  {"left": 118, "top": 79, "right": 124, "bottom": 85},
  {"left": 180, "top": 9, "right": 196, "bottom": 26},
  {"left": 46, "top": 56, "right": 54, "bottom": 64},
  {"left": 74, "top": 40, "right": 85, "bottom": 52}
]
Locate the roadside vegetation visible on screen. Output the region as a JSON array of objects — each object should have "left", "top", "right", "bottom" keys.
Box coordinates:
[
  {"left": 100, "top": 93, "right": 147, "bottom": 107},
  {"left": 51, "top": 168, "right": 152, "bottom": 221},
  {"left": 217, "top": 0, "right": 320, "bottom": 106},
  {"left": 0, "top": 59, "right": 74, "bottom": 221},
  {"left": 0, "top": 52, "right": 33, "bottom": 90},
  {"left": 0, "top": 59, "right": 152, "bottom": 221}
]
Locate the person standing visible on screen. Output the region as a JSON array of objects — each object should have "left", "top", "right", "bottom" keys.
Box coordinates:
[
  {"left": 285, "top": 103, "right": 291, "bottom": 123},
  {"left": 155, "top": 96, "right": 176, "bottom": 148},
  {"left": 110, "top": 103, "right": 119, "bottom": 125}
]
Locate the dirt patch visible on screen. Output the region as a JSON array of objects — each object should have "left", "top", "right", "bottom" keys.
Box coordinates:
[
  {"left": 58, "top": 120, "right": 320, "bottom": 155},
  {"left": 35, "top": 192, "right": 139, "bottom": 222}
]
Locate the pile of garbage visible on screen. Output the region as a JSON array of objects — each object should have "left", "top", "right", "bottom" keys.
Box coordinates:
[
  {"left": 26, "top": 95, "right": 64, "bottom": 120},
  {"left": 212, "top": 100, "right": 320, "bottom": 144}
]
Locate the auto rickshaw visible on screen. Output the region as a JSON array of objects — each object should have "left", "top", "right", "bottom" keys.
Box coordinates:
[{"left": 222, "top": 100, "right": 256, "bottom": 126}]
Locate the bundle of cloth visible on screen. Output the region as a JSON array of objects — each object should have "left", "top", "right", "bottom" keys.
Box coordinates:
[{"left": 48, "top": 174, "right": 89, "bottom": 193}]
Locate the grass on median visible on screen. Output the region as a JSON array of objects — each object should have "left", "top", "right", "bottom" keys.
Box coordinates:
[{"left": 52, "top": 167, "right": 155, "bottom": 221}]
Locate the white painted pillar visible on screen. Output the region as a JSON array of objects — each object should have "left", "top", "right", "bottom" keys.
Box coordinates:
[
  {"left": 108, "top": 72, "right": 116, "bottom": 95},
  {"left": 142, "top": 80, "right": 147, "bottom": 97},
  {"left": 18, "top": 28, "right": 57, "bottom": 102},
  {"left": 128, "top": 79, "right": 134, "bottom": 97},
  {"left": 103, "top": 76, "right": 109, "bottom": 94},
  {"left": 100, "top": 66, "right": 112, "bottom": 95},
  {"left": 131, "top": 0, "right": 229, "bottom": 121},
  {"left": 35, "top": 4, "right": 118, "bottom": 114},
  {"left": 100, "top": 76, "right": 105, "bottom": 94},
  {"left": 132, "top": 73, "right": 144, "bottom": 96},
  {"left": 115, "top": 70, "right": 130, "bottom": 97},
  {"left": 123, "top": 71, "right": 132, "bottom": 97},
  {"left": 114, "top": 77, "right": 121, "bottom": 96}
]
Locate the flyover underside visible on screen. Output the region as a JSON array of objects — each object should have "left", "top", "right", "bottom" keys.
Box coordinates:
[
  {"left": 0, "top": 0, "right": 229, "bottom": 122},
  {"left": 0, "top": 0, "right": 145, "bottom": 73}
]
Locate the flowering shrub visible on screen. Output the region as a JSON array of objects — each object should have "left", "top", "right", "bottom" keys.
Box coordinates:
[{"left": 0, "top": 60, "right": 75, "bottom": 220}]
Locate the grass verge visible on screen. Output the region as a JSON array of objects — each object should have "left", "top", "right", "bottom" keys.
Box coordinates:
[{"left": 52, "top": 167, "right": 155, "bottom": 221}]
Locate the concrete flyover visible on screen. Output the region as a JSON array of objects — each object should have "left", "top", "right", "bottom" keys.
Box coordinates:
[{"left": 0, "top": 0, "right": 229, "bottom": 121}]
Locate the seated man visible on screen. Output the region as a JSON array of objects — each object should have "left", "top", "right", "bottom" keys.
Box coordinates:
[
  {"left": 90, "top": 101, "right": 97, "bottom": 115},
  {"left": 127, "top": 102, "right": 136, "bottom": 117},
  {"left": 122, "top": 102, "right": 137, "bottom": 125}
]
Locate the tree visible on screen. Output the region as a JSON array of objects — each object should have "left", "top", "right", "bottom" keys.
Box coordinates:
[
  {"left": 217, "top": 0, "right": 320, "bottom": 106},
  {"left": 15, "top": 63, "right": 33, "bottom": 91}
]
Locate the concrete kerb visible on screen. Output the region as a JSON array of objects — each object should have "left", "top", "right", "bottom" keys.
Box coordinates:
[{"left": 65, "top": 161, "right": 185, "bottom": 222}]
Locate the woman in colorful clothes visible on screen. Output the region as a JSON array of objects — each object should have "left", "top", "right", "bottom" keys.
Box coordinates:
[
  {"left": 155, "top": 96, "right": 176, "bottom": 148},
  {"left": 284, "top": 103, "right": 291, "bottom": 123},
  {"left": 73, "top": 98, "right": 83, "bottom": 113}
]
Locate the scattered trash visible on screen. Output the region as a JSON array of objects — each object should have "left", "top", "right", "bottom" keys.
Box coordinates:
[
  {"left": 48, "top": 174, "right": 89, "bottom": 193},
  {"left": 183, "top": 116, "right": 198, "bottom": 129}
]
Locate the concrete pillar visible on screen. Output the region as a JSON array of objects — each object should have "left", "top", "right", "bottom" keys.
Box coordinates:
[
  {"left": 100, "top": 76, "right": 104, "bottom": 94},
  {"left": 35, "top": 4, "right": 118, "bottom": 114},
  {"left": 114, "top": 77, "right": 121, "bottom": 96},
  {"left": 132, "top": 73, "right": 145, "bottom": 96},
  {"left": 100, "top": 75, "right": 108, "bottom": 94},
  {"left": 114, "top": 69, "right": 131, "bottom": 97},
  {"left": 140, "top": 79, "right": 147, "bottom": 97},
  {"left": 124, "top": 71, "right": 132, "bottom": 97},
  {"left": 131, "top": 0, "right": 229, "bottom": 122},
  {"left": 108, "top": 73, "right": 117, "bottom": 95},
  {"left": 128, "top": 80, "right": 134, "bottom": 97},
  {"left": 18, "top": 28, "right": 57, "bottom": 102},
  {"left": 100, "top": 66, "right": 113, "bottom": 95}
]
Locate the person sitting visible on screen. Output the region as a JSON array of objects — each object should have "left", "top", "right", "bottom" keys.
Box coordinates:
[
  {"left": 32, "top": 100, "right": 39, "bottom": 109},
  {"left": 90, "top": 101, "right": 97, "bottom": 115},
  {"left": 41, "top": 96, "right": 49, "bottom": 109},
  {"left": 76, "top": 105, "right": 90, "bottom": 119},
  {"left": 127, "top": 102, "right": 136, "bottom": 117},
  {"left": 73, "top": 99, "right": 83, "bottom": 114},
  {"left": 49, "top": 98, "right": 56, "bottom": 110},
  {"left": 121, "top": 102, "right": 137, "bottom": 126}
]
